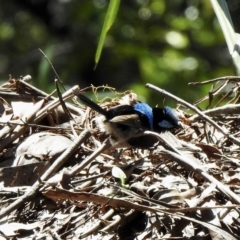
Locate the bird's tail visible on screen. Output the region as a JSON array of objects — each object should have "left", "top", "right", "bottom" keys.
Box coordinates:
[{"left": 73, "top": 90, "right": 108, "bottom": 117}]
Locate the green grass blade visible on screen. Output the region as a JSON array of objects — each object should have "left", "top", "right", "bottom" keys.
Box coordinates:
[
  {"left": 94, "top": 0, "right": 120, "bottom": 68},
  {"left": 210, "top": 0, "right": 240, "bottom": 74}
]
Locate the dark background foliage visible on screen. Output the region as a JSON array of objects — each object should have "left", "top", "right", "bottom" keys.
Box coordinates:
[{"left": 0, "top": 0, "right": 239, "bottom": 105}]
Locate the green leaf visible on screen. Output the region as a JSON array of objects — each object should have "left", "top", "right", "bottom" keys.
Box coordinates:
[
  {"left": 210, "top": 0, "right": 240, "bottom": 74},
  {"left": 111, "top": 166, "right": 126, "bottom": 185},
  {"left": 94, "top": 0, "right": 120, "bottom": 68}
]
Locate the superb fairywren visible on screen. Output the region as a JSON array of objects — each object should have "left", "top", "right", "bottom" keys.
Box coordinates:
[{"left": 74, "top": 91, "right": 180, "bottom": 148}]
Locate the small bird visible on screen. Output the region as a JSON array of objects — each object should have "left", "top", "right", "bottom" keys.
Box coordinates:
[{"left": 74, "top": 91, "right": 180, "bottom": 148}]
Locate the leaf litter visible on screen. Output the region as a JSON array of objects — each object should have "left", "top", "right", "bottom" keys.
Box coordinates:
[{"left": 0, "top": 75, "right": 240, "bottom": 239}]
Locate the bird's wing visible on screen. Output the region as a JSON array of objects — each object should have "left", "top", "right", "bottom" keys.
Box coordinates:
[{"left": 109, "top": 114, "right": 143, "bottom": 128}]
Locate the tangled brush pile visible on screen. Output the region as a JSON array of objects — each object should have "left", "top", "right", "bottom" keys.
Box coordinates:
[{"left": 0, "top": 75, "right": 240, "bottom": 239}]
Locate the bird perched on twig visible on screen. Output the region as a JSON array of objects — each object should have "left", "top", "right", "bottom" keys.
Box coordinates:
[{"left": 74, "top": 90, "right": 180, "bottom": 148}]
